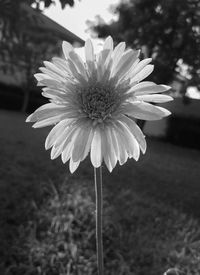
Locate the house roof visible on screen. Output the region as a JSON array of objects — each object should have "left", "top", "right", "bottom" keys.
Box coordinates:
[{"left": 21, "top": 4, "right": 85, "bottom": 46}]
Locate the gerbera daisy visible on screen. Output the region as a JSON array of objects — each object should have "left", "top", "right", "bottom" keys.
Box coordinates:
[{"left": 26, "top": 36, "right": 173, "bottom": 173}]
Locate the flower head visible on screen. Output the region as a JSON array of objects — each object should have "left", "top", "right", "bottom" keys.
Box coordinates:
[{"left": 26, "top": 36, "right": 173, "bottom": 173}]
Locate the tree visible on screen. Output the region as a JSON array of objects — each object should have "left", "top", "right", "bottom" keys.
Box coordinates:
[{"left": 91, "top": 0, "right": 200, "bottom": 90}]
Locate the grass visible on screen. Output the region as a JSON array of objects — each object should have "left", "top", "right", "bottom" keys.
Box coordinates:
[{"left": 1, "top": 109, "right": 200, "bottom": 274}]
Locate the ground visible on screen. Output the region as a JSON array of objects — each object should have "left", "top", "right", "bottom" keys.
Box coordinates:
[
  {"left": 1, "top": 109, "right": 200, "bottom": 216},
  {"left": 1, "top": 109, "right": 200, "bottom": 274}
]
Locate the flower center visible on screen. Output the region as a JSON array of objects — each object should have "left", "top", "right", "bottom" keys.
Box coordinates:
[{"left": 80, "top": 83, "right": 119, "bottom": 121}]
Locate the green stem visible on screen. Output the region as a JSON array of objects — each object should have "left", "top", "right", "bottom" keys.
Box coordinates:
[{"left": 94, "top": 166, "right": 104, "bottom": 275}]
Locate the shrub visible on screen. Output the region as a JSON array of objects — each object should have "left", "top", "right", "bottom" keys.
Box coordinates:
[
  {"left": 3, "top": 178, "right": 200, "bottom": 275},
  {"left": 4, "top": 179, "right": 129, "bottom": 275}
]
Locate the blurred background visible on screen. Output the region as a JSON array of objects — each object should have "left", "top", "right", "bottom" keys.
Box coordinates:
[{"left": 0, "top": 0, "right": 200, "bottom": 274}]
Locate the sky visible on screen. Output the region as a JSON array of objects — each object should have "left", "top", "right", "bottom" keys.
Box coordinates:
[{"left": 43, "top": 0, "right": 119, "bottom": 41}]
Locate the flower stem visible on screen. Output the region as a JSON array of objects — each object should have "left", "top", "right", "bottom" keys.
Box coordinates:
[{"left": 94, "top": 166, "right": 104, "bottom": 275}]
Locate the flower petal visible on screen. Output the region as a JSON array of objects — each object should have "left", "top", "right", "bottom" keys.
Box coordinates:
[
  {"left": 81, "top": 128, "right": 94, "bottom": 161},
  {"left": 130, "top": 65, "right": 154, "bottom": 84},
  {"left": 129, "top": 58, "right": 152, "bottom": 78},
  {"left": 85, "top": 39, "right": 94, "bottom": 63},
  {"left": 136, "top": 94, "right": 173, "bottom": 103},
  {"left": 113, "top": 128, "right": 128, "bottom": 166},
  {"left": 111, "top": 42, "right": 126, "bottom": 69},
  {"left": 36, "top": 78, "right": 65, "bottom": 90},
  {"left": 124, "top": 102, "right": 171, "bottom": 120},
  {"left": 101, "top": 128, "right": 112, "bottom": 172},
  {"left": 67, "top": 58, "right": 87, "bottom": 84},
  {"left": 102, "top": 126, "right": 117, "bottom": 172},
  {"left": 55, "top": 124, "right": 83, "bottom": 162},
  {"left": 109, "top": 127, "right": 119, "bottom": 160},
  {"left": 62, "top": 41, "right": 73, "bottom": 59},
  {"left": 90, "top": 127, "right": 102, "bottom": 168},
  {"left": 61, "top": 140, "right": 74, "bottom": 163},
  {"left": 45, "top": 120, "right": 71, "bottom": 150},
  {"left": 43, "top": 61, "right": 68, "bottom": 79},
  {"left": 115, "top": 121, "right": 140, "bottom": 161},
  {"left": 112, "top": 50, "right": 140, "bottom": 80},
  {"left": 68, "top": 51, "right": 87, "bottom": 80},
  {"left": 52, "top": 57, "right": 71, "bottom": 75},
  {"left": 119, "top": 115, "right": 146, "bottom": 154},
  {"left": 32, "top": 116, "right": 61, "bottom": 128},
  {"left": 69, "top": 158, "right": 80, "bottom": 173},
  {"left": 34, "top": 73, "right": 52, "bottom": 82},
  {"left": 72, "top": 123, "right": 91, "bottom": 162},
  {"left": 103, "top": 36, "right": 114, "bottom": 51},
  {"left": 39, "top": 67, "right": 65, "bottom": 82},
  {"left": 129, "top": 82, "right": 171, "bottom": 95},
  {"left": 26, "top": 103, "right": 74, "bottom": 123}
]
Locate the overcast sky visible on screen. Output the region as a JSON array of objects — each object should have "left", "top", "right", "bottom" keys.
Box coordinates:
[{"left": 43, "top": 0, "right": 119, "bottom": 40}]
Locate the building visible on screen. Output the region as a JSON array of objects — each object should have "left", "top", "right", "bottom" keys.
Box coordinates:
[
  {"left": 144, "top": 97, "right": 200, "bottom": 149},
  {"left": 0, "top": 4, "right": 84, "bottom": 111}
]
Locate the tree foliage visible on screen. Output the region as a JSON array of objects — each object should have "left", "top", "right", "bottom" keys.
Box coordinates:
[{"left": 92, "top": 0, "right": 200, "bottom": 88}]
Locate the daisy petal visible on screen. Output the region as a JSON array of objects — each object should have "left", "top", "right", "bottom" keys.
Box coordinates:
[
  {"left": 45, "top": 120, "right": 71, "bottom": 150},
  {"left": 130, "top": 65, "right": 154, "bottom": 84},
  {"left": 39, "top": 67, "right": 65, "bottom": 82},
  {"left": 68, "top": 51, "right": 87, "bottom": 79},
  {"left": 50, "top": 145, "right": 61, "bottom": 160},
  {"left": 129, "top": 82, "right": 171, "bottom": 95},
  {"left": 43, "top": 61, "right": 67, "bottom": 79},
  {"left": 81, "top": 128, "right": 94, "bottom": 161},
  {"left": 113, "top": 50, "right": 140, "bottom": 80},
  {"left": 103, "top": 36, "right": 113, "bottom": 51},
  {"left": 36, "top": 78, "right": 65, "bottom": 90},
  {"left": 26, "top": 103, "right": 70, "bottom": 122},
  {"left": 116, "top": 121, "right": 140, "bottom": 160},
  {"left": 124, "top": 102, "right": 171, "bottom": 120},
  {"left": 85, "top": 39, "right": 94, "bottom": 63},
  {"left": 129, "top": 58, "right": 152, "bottom": 78},
  {"left": 102, "top": 127, "right": 117, "bottom": 171},
  {"left": 90, "top": 127, "right": 102, "bottom": 168},
  {"left": 136, "top": 94, "right": 173, "bottom": 103},
  {"left": 101, "top": 129, "right": 113, "bottom": 172},
  {"left": 32, "top": 116, "right": 61, "bottom": 128},
  {"left": 62, "top": 41, "right": 73, "bottom": 59},
  {"left": 69, "top": 158, "right": 80, "bottom": 173},
  {"left": 109, "top": 127, "right": 119, "bottom": 160},
  {"left": 85, "top": 39, "right": 96, "bottom": 76},
  {"left": 111, "top": 42, "right": 126, "bottom": 68},
  {"left": 72, "top": 123, "right": 91, "bottom": 162},
  {"left": 34, "top": 73, "right": 52, "bottom": 82},
  {"left": 113, "top": 128, "right": 128, "bottom": 166},
  {"left": 119, "top": 115, "right": 146, "bottom": 154},
  {"left": 61, "top": 141, "right": 74, "bottom": 163},
  {"left": 52, "top": 57, "right": 71, "bottom": 75},
  {"left": 67, "top": 58, "right": 87, "bottom": 84}
]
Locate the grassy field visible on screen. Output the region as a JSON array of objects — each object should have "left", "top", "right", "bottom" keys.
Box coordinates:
[{"left": 1, "top": 109, "right": 200, "bottom": 274}]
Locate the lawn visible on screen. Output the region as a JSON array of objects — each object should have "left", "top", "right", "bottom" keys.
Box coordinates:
[{"left": 1, "top": 109, "right": 200, "bottom": 274}]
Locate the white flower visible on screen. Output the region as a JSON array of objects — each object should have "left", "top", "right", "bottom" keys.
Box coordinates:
[{"left": 26, "top": 36, "right": 173, "bottom": 173}]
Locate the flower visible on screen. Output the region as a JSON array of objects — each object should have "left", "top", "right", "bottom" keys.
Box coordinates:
[{"left": 26, "top": 36, "right": 173, "bottom": 173}]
